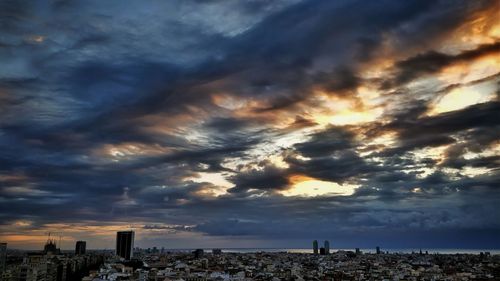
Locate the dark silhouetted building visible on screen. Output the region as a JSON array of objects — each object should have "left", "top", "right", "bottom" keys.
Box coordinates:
[
  {"left": 212, "top": 249, "right": 222, "bottom": 255},
  {"left": 116, "top": 231, "right": 135, "bottom": 260},
  {"left": 355, "top": 248, "right": 361, "bottom": 255},
  {"left": 376, "top": 246, "right": 381, "bottom": 254},
  {"left": 324, "top": 240, "right": 330, "bottom": 254},
  {"left": 75, "top": 241, "right": 86, "bottom": 255},
  {"left": 0, "top": 243, "right": 6, "bottom": 274},
  {"left": 193, "top": 249, "right": 204, "bottom": 259},
  {"left": 320, "top": 247, "right": 326, "bottom": 255},
  {"left": 313, "top": 240, "right": 318, "bottom": 254},
  {"left": 43, "top": 238, "right": 60, "bottom": 255}
]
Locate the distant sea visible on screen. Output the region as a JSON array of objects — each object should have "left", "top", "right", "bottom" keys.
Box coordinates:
[{"left": 160, "top": 248, "right": 500, "bottom": 255}]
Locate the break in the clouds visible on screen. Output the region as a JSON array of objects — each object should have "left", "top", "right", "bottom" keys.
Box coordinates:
[{"left": 0, "top": 0, "right": 499, "bottom": 250}]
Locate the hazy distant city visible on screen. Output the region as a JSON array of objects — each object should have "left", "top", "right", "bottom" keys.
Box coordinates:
[{"left": 1, "top": 232, "right": 500, "bottom": 280}]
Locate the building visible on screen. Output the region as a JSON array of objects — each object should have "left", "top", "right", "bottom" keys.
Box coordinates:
[
  {"left": 319, "top": 247, "right": 326, "bottom": 255},
  {"left": 75, "top": 241, "right": 86, "bottom": 255},
  {"left": 313, "top": 240, "right": 318, "bottom": 254},
  {"left": 11, "top": 251, "right": 105, "bottom": 281},
  {"left": 376, "top": 246, "right": 381, "bottom": 254},
  {"left": 43, "top": 239, "right": 60, "bottom": 255},
  {"left": 355, "top": 248, "right": 361, "bottom": 255},
  {"left": 116, "top": 231, "right": 135, "bottom": 260},
  {"left": 212, "top": 249, "right": 222, "bottom": 255},
  {"left": 0, "top": 243, "right": 6, "bottom": 274},
  {"left": 324, "top": 240, "right": 330, "bottom": 254},
  {"left": 193, "top": 249, "right": 204, "bottom": 259}
]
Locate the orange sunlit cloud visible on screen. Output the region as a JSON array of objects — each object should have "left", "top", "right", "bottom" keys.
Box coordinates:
[
  {"left": 429, "top": 82, "right": 497, "bottom": 115},
  {"left": 281, "top": 175, "right": 358, "bottom": 197}
]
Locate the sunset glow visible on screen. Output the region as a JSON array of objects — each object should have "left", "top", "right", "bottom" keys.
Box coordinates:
[
  {"left": 0, "top": 0, "right": 499, "bottom": 250},
  {"left": 283, "top": 176, "right": 357, "bottom": 197}
]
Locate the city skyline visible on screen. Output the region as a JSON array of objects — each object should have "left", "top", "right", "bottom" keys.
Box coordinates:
[
  {"left": 5, "top": 237, "right": 500, "bottom": 255},
  {"left": 1, "top": 0, "right": 500, "bottom": 250},
  {"left": 2, "top": 240, "right": 498, "bottom": 280}
]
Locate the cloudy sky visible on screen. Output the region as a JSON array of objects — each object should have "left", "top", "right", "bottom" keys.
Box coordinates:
[{"left": 0, "top": 0, "right": 499, "bottom": 250}]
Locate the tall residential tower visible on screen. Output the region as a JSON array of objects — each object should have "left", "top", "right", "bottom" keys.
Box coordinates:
[
  {"left": 75, "top": 241, "right": 86, "bottom": 255},
  {"left": 116, "top": 231, "right": 135, "bottom": 260}
]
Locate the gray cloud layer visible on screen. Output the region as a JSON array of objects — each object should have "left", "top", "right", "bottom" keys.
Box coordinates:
[{"left": 0, "top": 0, "right": 499, "bottom": 249}]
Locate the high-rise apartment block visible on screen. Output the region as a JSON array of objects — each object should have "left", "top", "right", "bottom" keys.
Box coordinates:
[{"left": 116, "top": 231, "right": 135, "bottom": 260}]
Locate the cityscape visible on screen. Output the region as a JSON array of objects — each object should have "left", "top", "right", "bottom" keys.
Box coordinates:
[
  {"left": 1, "top": 233, "right": 500, "bottom": 280},
  {"left": 1, "top": 0, "right": 500, "bottom": 280}
]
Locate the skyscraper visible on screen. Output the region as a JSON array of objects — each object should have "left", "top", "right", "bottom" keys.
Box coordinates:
[
  {"left": 324, "top": 240, "right": 330, "bottom": 254},
  {"left": 116, "top": 231, "right": 135, "bottom": 260},
  {"left": 376, "top": 246, "right": 381, "bottom": 254},
  {"left": 313, "top": 240, "right": 318, "bottom": 254},
  {"left": 0, "top": 243, "right": 6, "bottom": 274},
  {"left": 75, "top": 241, "right": 86, "bottom": 255},
  {"left": 319, "top": 247, "right": 326, "bottom": 255}
]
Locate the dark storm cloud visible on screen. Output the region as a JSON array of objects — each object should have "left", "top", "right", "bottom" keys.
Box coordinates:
[
  {"left": 390, "top": 42, "right": 500, "bottom": 87},
  {"left": 0, "top": 0, "right": 499, "bottom": 248},
  {"left": 388, "top": 101, "right": 500, "bottom": 138},
  {"left": 315, "top": 67, "right": 360, "bottom": 94},
  {"left": 287, "top": 150, "right": 375, "bottom": 184},
  {"left": 363, "top": 101, "right": 500, "bottom": 162},
  {"left": 293, "top": 127, "right": 356, "bottom": 158},
  {"left": 376, "top": 135, "right": 456, "bottom": 157},
  {"left": 228, "top": 163, "right": 290, "bottom": 194}
]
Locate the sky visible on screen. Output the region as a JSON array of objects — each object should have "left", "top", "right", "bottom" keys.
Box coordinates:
[{"left": 0, "top": 0, "right": 499, "bottom": 250}]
